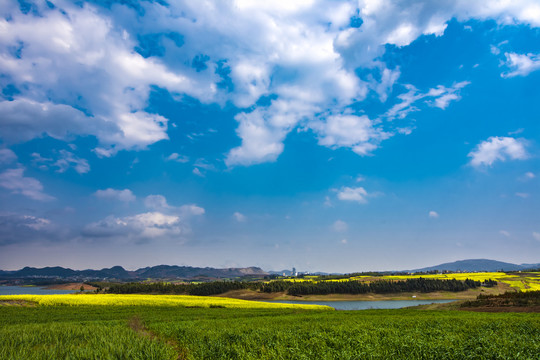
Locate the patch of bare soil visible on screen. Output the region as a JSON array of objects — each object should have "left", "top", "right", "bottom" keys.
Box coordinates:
[
  {"left": 128, "top": 316, "right": 188, "bottom": 360},
  {"left": 45, "top": 283, "right": 98, "bottom": 291},
  {"left": 0, "top": 300, "right": 37, "bottom": 307}
]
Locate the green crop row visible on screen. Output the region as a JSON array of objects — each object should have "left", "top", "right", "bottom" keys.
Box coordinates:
[{"left": 1, "top": 303, "right": 539, "bottom": 359}]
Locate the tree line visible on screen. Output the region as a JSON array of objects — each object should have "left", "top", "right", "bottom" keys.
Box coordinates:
[
  {"left": 105, "top": 281, "right": 256, "bottom": 296},
  {"left": 261, "top": 278, "right": 497, "bottom": 295}
]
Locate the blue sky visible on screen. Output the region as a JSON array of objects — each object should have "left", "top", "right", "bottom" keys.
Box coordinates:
[{"left": 0, "top": 0, "right": 539, "bottom": 272}]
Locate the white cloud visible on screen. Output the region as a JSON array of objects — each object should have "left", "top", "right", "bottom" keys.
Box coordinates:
[
  {"left": 233, "top": 212, "right": 246, "bottom": 222},
  {"left": 468, "top": 136, "right": 528, "bottom": 167},
  {"left": 533, "top": 232, "right": 540, "bottom": 241},
  {"left": 30, "top": 150, "right": 90, "bottom": 174},
  {"left": 0, "top": 168, "right": 54, "bottom": 201},
  {"left": 524, "top": 172, "right": 535, "bottom": 180},
  {"left": 499, "top": 230, "right": 510, "bottom": 237},
  {"left": 95, "top": 188, "right": 136, "bottom": 202},
  {"left": 515, "top": 192, "right": 530, "bottom": 198},
  {"left": 144, "top": 194, "right": 170, "bottom": 210},
  {"left": 332, "top": 220, "right": 348, "bottom": 232},
  {"left": 53, "top": 150, "right": 90, "bottom": 174},
  {"left": 180, "top": 204, "right": 205, "bottom": 217},
  {"left": 427, "top": 81, "right": 470, "bottom": 109},
  {"left": 1, "top": 0, "right": 539, "bottom": 165},
  {"left": 167, "top": 153, "right": 189, "bottom": 163},
  {"left": 501, "top": 52, "right": 540, "bottom": 78},
  {"left": 429, "top": 211, "right": 439, "bottom": 218},
  {"left": 83, "top": 196, "right": 204, "bottom": 242},
  {"left": 192, "top": 167, "right": 205, "bottom": 177},
  {"left": 323, "top": 196, "right": 333, "bottom": 207},
  {"left": 0, "top": 148, "right": 17, "bottom": 164},
  {"left": 340, "top": 238, "right": 348, "bottom": 244},
  {"left": 337, "top": 187, "right": 369, "bottom": 204},
  {"left": 144, "top": 194, "right": 205, "bottom": 217},
  {"left": 83, "top": 212, "right": 183, "bottom": 241},
  {"left": 312, "top": 114, "right": 388, "bottom": 156},
  {"left": 386, "top": 81, "right": 470, "bottom": 120},
  {"left": 0, "top": 2, "right": 213, "bottom": 152}
]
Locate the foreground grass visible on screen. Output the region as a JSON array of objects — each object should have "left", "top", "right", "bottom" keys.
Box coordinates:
[{"left": 0, "top": 296, "right": 539, "bottom": 359}]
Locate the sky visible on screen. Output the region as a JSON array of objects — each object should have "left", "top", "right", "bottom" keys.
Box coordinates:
[{"left": 0, "top": 0, "right": 539, "bottom": 273}]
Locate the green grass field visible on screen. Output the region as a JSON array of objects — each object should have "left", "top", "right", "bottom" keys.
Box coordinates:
[{"left": 1, "top": 294, "right": 539, "bottom": 359}]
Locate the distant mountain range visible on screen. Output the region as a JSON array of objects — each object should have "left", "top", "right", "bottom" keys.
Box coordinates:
[
  {"left": 411, "top": 259, "right": 540, "bottom": 273},
  {"left": 0, "top": 265, "right": 268, "bottom": 282},
  {"left": 1, "top": 259, "right": 539, "bottom": 284}
]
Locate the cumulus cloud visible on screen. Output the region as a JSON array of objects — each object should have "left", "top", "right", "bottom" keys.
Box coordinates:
[
  {"left": 82, "top": 212, "right": 184, "bottom": 242},
  {"left": 83, "top": 195, "right": 204, "bottom": 242},
  {"left": 501, "top": 52, "right": 540, "bottom": 78},
  {"left": 0, "top": 213, "right": 55, "bottom": 245},
  {"left": 144, "top": 194, "right": 204, "bottom": 217},
  {"left": 0, "top": 148, "right": 17, "bottom": 164},
  {"left": 429, "top": 211, "right": 439, "bottom": 218},
  {"left": 233, "top": 212, "right": 246, "bottom": 222},
  {"left": 1, "top": 0, "right": 539, "bottom": 165},
  {"left": 180, "top": 204, "right": 205, "bottom": 217},
  {"left": 499, "top": 230, "right": 510, "bottom": 237},
  {"left": 144, "top": 194, "right": 170, "bottom": 210},
  {"left": 468, "top": 136, "right": 528, "bottom": 167},
  {"left": 337, "top": 187, "right": 369, "bottom": 204},
  {"left": 312, "top": 114, "right": 388, "bottom": 156},
  {"left": 0, "top": 168, "right": 54, "bottom": 201},
  {"left": 533, "top": 232, "right": 540, "bottom": 241},
  {"left": 332, "top": 220, "right": 348, "bottom": 232},
  {"left": 94, "top": 188, "right": 136, "bottom": 202},
  {"left": 0, "top": 2, "right": 213, "bottom": 152}
]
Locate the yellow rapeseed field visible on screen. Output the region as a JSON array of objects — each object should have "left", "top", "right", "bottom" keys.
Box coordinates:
[
  {"left": 0, "top": 294, "right": 332, "bottom": 310},
  {"left": 271, "top": 271, "right": 540, "bottom": 291}
]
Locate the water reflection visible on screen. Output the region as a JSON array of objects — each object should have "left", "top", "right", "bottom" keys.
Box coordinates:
[{"left": 267, "top": 299, "right": 455, "bottom": 310}]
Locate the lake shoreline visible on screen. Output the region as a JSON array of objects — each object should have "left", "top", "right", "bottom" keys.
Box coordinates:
[{"left": 214, "top": 286, "right": 507, "bottom": 302}]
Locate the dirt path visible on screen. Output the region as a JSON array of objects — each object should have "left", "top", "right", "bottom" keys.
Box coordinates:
[{"left": 128, "top": 316, "right": 188, "bottom": 360}]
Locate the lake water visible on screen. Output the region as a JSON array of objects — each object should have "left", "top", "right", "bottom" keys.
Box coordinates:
[
  {"left": 0, "top": 286, "right": 77, "bottom": 295},
  {"left": 268, "top": 299, "right": 456, "bottom": 310}
]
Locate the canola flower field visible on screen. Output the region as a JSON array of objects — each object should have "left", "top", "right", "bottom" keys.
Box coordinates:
[
  {"left": 0, "top": 293, "right": 331, "bottom": 310},
  {"left": 277, "top": 271, "right": 540, "bottom": 291}
]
